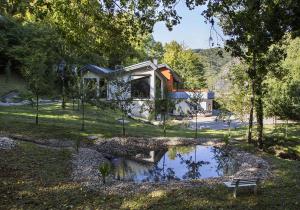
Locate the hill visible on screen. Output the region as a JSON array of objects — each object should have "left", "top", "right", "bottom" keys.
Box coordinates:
[{"left": 194, "top": 48, "right": 232, "bottom": 89}]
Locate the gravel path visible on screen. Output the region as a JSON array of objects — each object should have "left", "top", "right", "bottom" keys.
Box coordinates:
[{"left": 71, "top": 148, "right": 109, "bottom": 186}]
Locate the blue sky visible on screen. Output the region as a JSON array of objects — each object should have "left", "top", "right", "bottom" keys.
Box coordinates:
[{"left": 152, "top": 1, "right": 224, "bottom": 49}]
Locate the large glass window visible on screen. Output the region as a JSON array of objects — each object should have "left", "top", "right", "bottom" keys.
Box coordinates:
[{"left": 131, "top": 76, "right": 150, "bottom": 99}]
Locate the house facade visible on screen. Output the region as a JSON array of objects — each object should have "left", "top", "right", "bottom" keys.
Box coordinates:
[{"left": 80, "top": 60, "right": 214, "bottom": 119}]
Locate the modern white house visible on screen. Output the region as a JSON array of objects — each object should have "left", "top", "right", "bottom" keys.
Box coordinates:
[{"left": 80, "top": 60, "right": 214, "bottom": 119}]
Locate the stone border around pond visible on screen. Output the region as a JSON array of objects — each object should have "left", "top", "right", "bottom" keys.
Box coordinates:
[{"left": 72, "top": 137, "right": 271, "bottom": 195}]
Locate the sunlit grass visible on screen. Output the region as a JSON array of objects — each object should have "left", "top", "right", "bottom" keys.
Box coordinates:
[{"left": 0, "top": 103, "right": 234, "bottom": 140}]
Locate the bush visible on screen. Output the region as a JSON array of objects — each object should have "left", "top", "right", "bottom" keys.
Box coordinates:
[{"left": 98, "top": 162, "right": 111, "bottom": 184}]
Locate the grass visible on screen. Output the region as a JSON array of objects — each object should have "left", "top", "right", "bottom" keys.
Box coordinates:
[
  {"left": 0, "top": 103, "right": 299, "bottom": 209},
  {"left": 0, "top": 103, "right": 246, "bottom": 141}
]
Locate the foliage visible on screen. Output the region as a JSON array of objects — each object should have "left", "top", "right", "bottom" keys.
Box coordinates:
[
  {"left": 223, "top": 134, "right": 230, "bottom": 147},
  {"left": 98, "top": 162, "right": 111, "bottom": 184},
  {"left": 194, "top": 47, "right": 232, "bottom": 89},
  {"left": 0, "top": 1, "right": 170, "bottom": 102},
  {"left": 162, "top": 41, "right": 206, "bottom": 89},
  {"left": 218, "top": 63, "right": 251, "bottom": 122},
  {"left": 264, "top": 37, "right": 300, "bottom": 122},
  {"left": 196, "top": 0, "right": 288, "bottom": 147},
  {"left": 126, "top": 34, "right": 164, "bottom": 65}
]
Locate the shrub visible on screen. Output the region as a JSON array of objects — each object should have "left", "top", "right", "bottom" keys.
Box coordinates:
[{"left": 98, "top": 162, "right": 111, "bottom": 184}]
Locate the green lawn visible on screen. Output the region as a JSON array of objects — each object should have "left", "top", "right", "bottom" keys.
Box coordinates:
[
  {"left": 0, "top": 103, "right": 299, "bottom": 209},
  {"left": 0, "top": 103, "right": 245, "bottom": 141}
]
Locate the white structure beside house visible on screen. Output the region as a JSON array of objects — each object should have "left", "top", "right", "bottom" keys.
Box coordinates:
[
  {"left": 80, "top": 60, "right": 214, "bottom": 119},
  {"left": 169, "top": 91, "right": 214, "bottom": 116}
]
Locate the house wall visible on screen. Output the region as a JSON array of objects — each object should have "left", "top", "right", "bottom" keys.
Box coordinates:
[
  {"left": 130, "top": 100, "right": 151, "bottom": 118},
  {"left": 82, "top": 66, "right": 166, "bottom": 119},
  {"left": 160, "top": 68, "right": 174, "bottom": 92},
  {"left": 106, "top": 68, "right": 166, "bottom": 119}
]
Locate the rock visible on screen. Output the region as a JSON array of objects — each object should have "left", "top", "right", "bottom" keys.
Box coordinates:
[
  {"left": 87, "top": 136, "right": 98, "bottom": 141},
  {"left": 116, "top": 119, "right": 130, "bottom": 124},
  {"left": 0, "top": 137, "right": 16, "bottom": 150}
]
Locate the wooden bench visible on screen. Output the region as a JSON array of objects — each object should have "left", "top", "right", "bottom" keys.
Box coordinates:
[{"left": 224, "top": 178, "right": 260, "bottom": 198}]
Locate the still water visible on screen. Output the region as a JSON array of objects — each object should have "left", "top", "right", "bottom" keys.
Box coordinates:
[{"left": 111, "top": 145, "right": 238, "bottom": 183}]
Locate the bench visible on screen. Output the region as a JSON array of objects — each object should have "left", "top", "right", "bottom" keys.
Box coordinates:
[{"left": 224, "top": 178, "right": 260, "bottom": 198}]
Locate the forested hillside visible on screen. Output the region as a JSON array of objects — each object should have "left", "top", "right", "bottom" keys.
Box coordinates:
[{"left": 194, "top": 48, "right": 232, "bottom": 89}]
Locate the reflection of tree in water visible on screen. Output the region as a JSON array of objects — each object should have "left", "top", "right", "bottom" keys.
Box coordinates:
[
  {"left": 177, "top": 153, "right": 209, "bottom": 180},
  {"left": 211, "top": 147, "right": 238, "bottom": 176},
  {"left": 167, "top": 146, "right": 196, "bottom": 160},
  {"left": 113, "top": 158, "right": 135, "bottom": 181},
  {"left": 142, "top": 155, "right": 179, "bottom": 182},
  {"left": 142, "top": 165, "right": 179, "bottom": 182}
]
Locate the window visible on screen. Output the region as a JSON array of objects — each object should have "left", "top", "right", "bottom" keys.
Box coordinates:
[{"left": 131, "top": 76, "right": 150, "bottom": 99}]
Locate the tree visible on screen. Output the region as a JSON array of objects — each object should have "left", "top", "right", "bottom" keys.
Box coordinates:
[
  {"left": 79, "top": 74, "right": 97, "bottom": 131},
  {"left": 108, "top": 72, "right": 133, "bottom": 136},
  {"left": 184, "top": 0, "right": 288, "bottom": 148},
  {"left": 22, "top": 52, "right": 54, "bottom": 125},
  {"left": 155, "top": 98, "right": 175, "bottom": 137},
  {"left": 218, "top": 63, "right": 251, "bottom": 123},
  {"left": 188, "top": 91, "right": 203, "bottom": 139},
  {"left": 8, "top": 22, "right": 59, "bottom": 125},
  {"left": 66, "top": 66, "right": 81, "bottom": 111},
  {"left": 265, "top": 37, "right": 300, "bottom": 123},
  {"left": 126, "top": 34, "right": 164, "bottom": 65},
  {"left": 163, "top": 41, "right": 206, "bottom": 89}
]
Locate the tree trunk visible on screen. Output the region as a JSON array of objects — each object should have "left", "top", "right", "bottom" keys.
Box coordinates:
[
  {"left": 255, "top": 81, "right": 264, "bottom": 149},
  {"left": 195, "top": 112, "right": 198, "bottom": 139},
  {"left": 122, "top": 114, "right": 125, "bottom": 137},
  {"left": 228, "top": 120, "right": 231, "bottom": 137},
  {"left": 72, "top": 97, "right": 75, "bottom": 111},
  {"left": 285, "top": 119, "right": 288, "bottom": 139},
  {"left": 81, "top": 97, "right": 85, "bottom": 131},
  {"left": 163, "top": 113, "right": 166, "bottom": 137},
  {"left": 248, "top": 80, "right": 255, "bottom": 144},
  {"left": 62, "top": 79, "right": 66, "bottom": 109},
  {"left": 36, "top": 94, "right": 39, "bottom": 125}
]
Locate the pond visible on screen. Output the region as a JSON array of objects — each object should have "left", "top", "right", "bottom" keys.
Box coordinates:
[{"left": 110, "top": 145, "right": 238, "bottom": 183}]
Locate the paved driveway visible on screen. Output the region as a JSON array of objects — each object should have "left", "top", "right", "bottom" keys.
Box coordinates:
[
  {"left": 188, "top": 116, "right": 247, "bottom": 130},
  {"left": 188, "top": 116, "right": 288, "bottom": 130}
]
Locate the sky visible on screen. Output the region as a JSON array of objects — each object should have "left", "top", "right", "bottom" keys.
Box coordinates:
[{"left": 152, "top": 1, "right": 224, "bottom": 50}]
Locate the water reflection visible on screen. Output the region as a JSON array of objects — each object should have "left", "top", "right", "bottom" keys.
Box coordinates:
[{"left": 111, "top": 145, "right": 238, "bottom": 183}]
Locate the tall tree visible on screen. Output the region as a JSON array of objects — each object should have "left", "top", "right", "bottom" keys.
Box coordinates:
[
  {"left": 108, "top": 72, "right": 133, "bottom": 136},
  {"left": 184, "top": 0, "right": 287, "bottom": 148}
]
